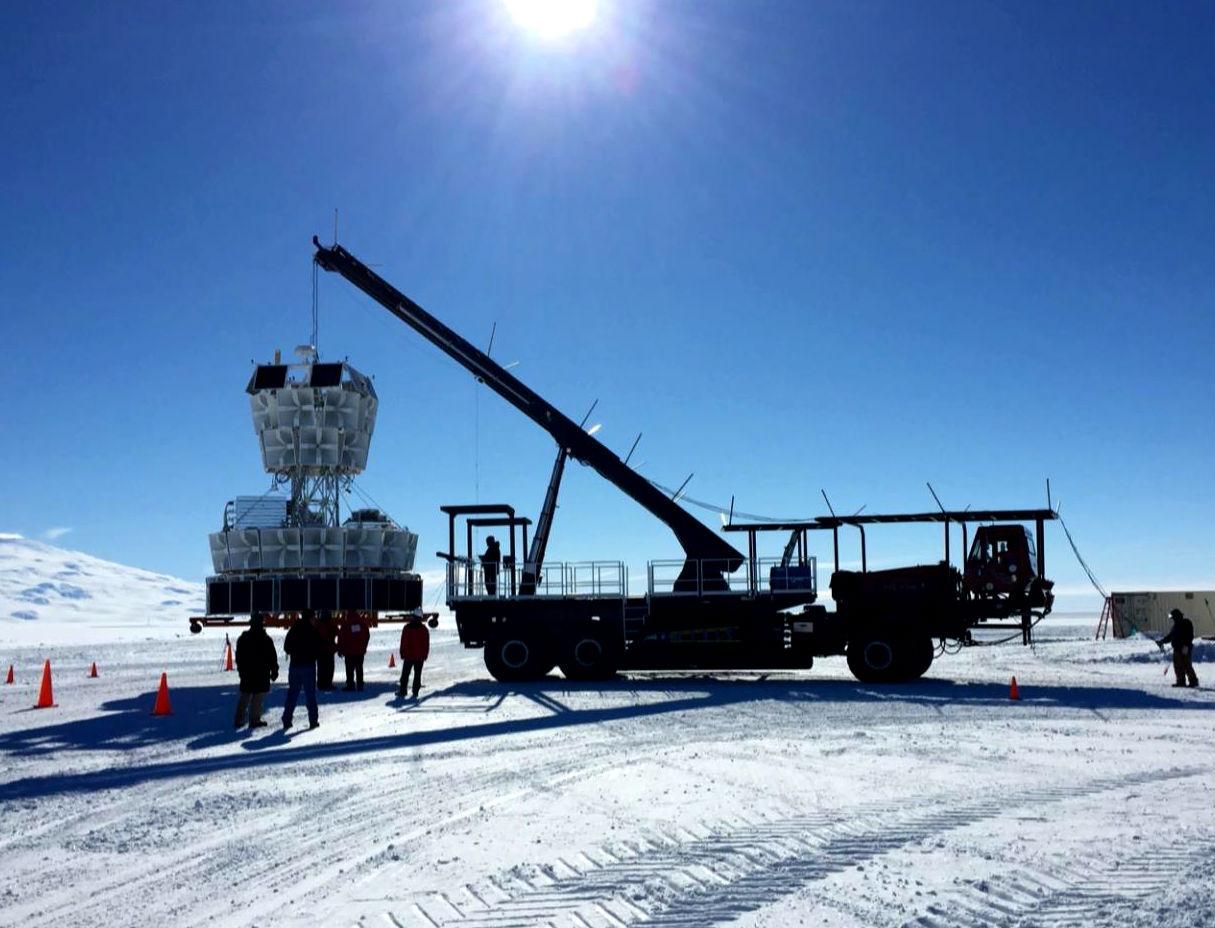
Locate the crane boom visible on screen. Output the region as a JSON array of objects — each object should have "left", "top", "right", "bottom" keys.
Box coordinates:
[{"left": 313, "top": 238, "right": 744, "bottom": 572}]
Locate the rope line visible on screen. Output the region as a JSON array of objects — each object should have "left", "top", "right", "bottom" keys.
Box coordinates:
[
  {"left": 1057, "top": 513, "right": 1106, "bottom": 600},
  {"left": 645, "top": 479, "right": 815, "bottom": 524}
]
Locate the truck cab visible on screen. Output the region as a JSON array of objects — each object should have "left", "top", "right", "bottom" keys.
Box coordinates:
[{"left": 964, "top": 524, "right": 1053, "bottom": 609}]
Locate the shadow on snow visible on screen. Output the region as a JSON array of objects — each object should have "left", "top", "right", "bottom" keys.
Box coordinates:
[{"left": 0, "top": 674, "right": 1208, "bottom": 802}]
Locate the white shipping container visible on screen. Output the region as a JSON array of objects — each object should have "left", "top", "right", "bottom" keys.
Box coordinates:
[{"left": 1110, "top": 591, "right": 1215, "bottom": 638}]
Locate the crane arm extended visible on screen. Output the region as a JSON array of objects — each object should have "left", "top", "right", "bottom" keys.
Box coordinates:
[{"left": 313, "top": 238, "right": 743, "bottom": 571}]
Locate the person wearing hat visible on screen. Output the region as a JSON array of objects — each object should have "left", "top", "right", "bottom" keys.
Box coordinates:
[
  {"left": 1158, "top": 608, "right": 1199, "bottom": 688},
  {"left": 397, "top": 611, "right": 431, "bottom": 699},
  {"left": 282, "top": 610, "right": 324, "bottom": 730},
  {"left": 234, "top": 612, "right": 279, "bottom": 730},
  {"left": 480, "top": 535, "right": 502, "bottom": 596}
]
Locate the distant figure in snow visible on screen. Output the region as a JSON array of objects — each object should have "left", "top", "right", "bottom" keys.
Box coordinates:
[
  {"left": 315, "top": 612, "right": 338, "bottom": 691},
  {"left": 1158, "top": 608, "right": 1199, "bottom": 688},
  {"left": 481, "top": 535, "right": 502, "bottom": 596},
  {"left": 398, "top": 612, "right": 430, "bottom": 699},
  {"left": 234, "top": 612, "right": 278, "bottom": 730},
  {"left": 337, "top": 610, "right": 371, "bottom": 692},
  {"left": 281, "top": 610, "right": 323, "bottom": 730}
]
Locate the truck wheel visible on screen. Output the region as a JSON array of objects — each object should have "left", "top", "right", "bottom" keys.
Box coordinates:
[
  {"left": 484, "top": 637, "right": 554, "bottom": 682},
  {"left": 900, "top": 636, "right": 935, "bottom": 681},
  {"left": 559, "top": 636, "right": 618, "bottom": 681},
  {"left": 846, "top": 633, "right": 902, "bottom": 683}
]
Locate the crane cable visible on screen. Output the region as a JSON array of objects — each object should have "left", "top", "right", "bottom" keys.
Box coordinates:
[
  {"left": 645, "top": 479, "right": 815, "bottom": 523},
  {"left": 1057, "top": 512, "right": 1106, "bottom": 600}
]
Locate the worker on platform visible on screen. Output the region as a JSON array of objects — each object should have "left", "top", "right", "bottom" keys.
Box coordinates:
[
  {"left": 282, "top": 610, "right": 323, "bottom": 730},
  {"left": 1158, "top": 608, "right": 1199, "bottom": 688},
  {"left": 481, "top": 535, "right": 502, "bottom": 596},
  {"left": 398, "top": 611, "right": 430, "bottom": 699},
  {"left": 315, "top": 612, "right": 338, "bottom": 691},
  {"left": 234, "top": 612, "right": 278, "bottom": 730},
  {"left": 338, "top": 610, "right": 371, "bottom": 692}
]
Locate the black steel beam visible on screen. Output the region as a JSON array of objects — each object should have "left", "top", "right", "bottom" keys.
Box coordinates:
[{"left": 316, "top": 239, "right": 743, "bottom": 570}]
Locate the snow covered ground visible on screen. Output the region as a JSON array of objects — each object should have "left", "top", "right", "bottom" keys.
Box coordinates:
[
  {"left": 0, "top": 534, "right": 204, "bottom": 644},
  {"left": 1, "top": 613, "right": 1211, "bottom": 928}
]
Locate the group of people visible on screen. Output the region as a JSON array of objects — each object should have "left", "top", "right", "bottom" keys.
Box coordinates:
[{"left": 232, "top": 610, "right": 432, "bottom": 731}]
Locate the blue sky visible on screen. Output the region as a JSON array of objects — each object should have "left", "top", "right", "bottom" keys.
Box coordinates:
[{"left": 2, "top": 0, "right": 1212, "bottom": 612}]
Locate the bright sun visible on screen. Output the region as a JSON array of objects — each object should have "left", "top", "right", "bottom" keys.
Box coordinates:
[{"left": 503, "top": 0, "right": 598, "bottom": 39}]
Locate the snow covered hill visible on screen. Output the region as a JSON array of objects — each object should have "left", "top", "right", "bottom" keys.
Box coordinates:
[{"left": 0, "top": 533, "right": 202, "bottom": 642}]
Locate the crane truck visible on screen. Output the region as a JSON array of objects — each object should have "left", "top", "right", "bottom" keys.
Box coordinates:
[{"left": 313, "top": 238, "right": 1056, "bottom": 684}]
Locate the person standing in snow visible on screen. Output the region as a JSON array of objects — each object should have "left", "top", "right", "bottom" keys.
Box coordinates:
[
  {"left": 398, "top": 612, "right": 430, "bottom": 699},
  {"left": 338, "top": 610, "right": 371, "bottom": 692},
  {"left": 315, "top": 612, "right": 338, "bottom": 691},
  {"left": 480, "top": 535, "right": 501, "bottom": 596},
  {"left": 234, "top": 612, "right": 278, "bottom": 730},
  {"left": 1158, "top": 608, "right": 1199, "bottom": 688},
  {"left": 282, "top": 610, "right": 323, "bottom": 730}
]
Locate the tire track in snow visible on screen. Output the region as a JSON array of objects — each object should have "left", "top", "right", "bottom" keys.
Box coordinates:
[
  {"left": 376, "top": 766, "right": 1208, "bottom": 928},
  {"left": 905, "top": 839, "right": 1215, "bottom": 928},
  {"left": 19, "top": 712, "right": 698, "bottom": 928}
]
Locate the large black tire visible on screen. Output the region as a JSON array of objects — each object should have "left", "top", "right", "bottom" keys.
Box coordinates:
[
  {"left": 846, "top": 631, "right": 903, "bottom": 683},
  {"left": 899, "top": 636, "right": 935, "bottom": 681},
  {"left": 484, "top": 637, "right": 555, "bottom": 682},
  {"left": 558, "top": 636, "right": 618, "bottom": 681}
]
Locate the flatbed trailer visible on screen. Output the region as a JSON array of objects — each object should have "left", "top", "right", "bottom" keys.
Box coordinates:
[{"left": 313, "top": 238, "right": 1057, "bottom": 683}]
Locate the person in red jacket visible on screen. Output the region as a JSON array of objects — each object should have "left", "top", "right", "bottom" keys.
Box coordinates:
[
  {"left": 398, "top": 612, "right": 430, "bottom": 699},
  {"left": 337, "top": 610, "right": 371, "bottom": 692}
]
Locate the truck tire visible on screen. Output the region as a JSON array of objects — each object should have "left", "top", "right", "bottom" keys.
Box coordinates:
[
  {"left": 484, "top": 636, "right": 554, "bottom": 682},
  {"left": 559, "top": 636, "right": 618, "bottom": 681},
  {"left": 899, "top": 636, "right": 935, "bottom": 681},
  {"left": 846, "top": 632, "right": 903, "bottom": 683}
]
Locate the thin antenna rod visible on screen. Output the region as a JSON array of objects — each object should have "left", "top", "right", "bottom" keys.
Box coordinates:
[
  {"left": 578, "top": 399, "right": 599, "bottom": 429},
  {"left": 624, "top": 432, "right": 642, "bottom": 466},
  {"left": 820, "top": 489, "right": 838, "bottom": 518},
  {"left": 1046, "top": 477, "right": 1053, "bottom": 512},
  {"left": 728, "top": 494, "right": 735, "bottom": 525},
  {"left": 310, "top": 260, "right": 319, "bottom": 354},
  {"left": 672, "top": 472, "right": 694, "bottom": 502},
  {"left": 487, "top": 321, "right": 497, "bottom": 358},
  {"left": 927, "top": 481, "right": 946, "bottom": 513}
]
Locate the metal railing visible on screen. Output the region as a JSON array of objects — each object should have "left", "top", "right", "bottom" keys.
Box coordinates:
[
  {"left": 447, "top": 559, "right": 627, "bottom": 601},
  {"left": 647, "top": 557, "right": 817, "bottom": 597}
]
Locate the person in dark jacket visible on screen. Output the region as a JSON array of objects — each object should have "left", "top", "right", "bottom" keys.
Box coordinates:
[
  {"left": 398, "top": 612, "right": 430, "bottom": 699},
  {"left": 1158, "top": 608, "right": 1199, "bottom": 687},
  {"left": 481, "top": 536, "right": 502, "bottom": 596},
  {"left": 337, "top": 610, "right": 371, "bottom": 692},
  {"left": 315, "top": 612, "right": 338, "bottom": 691},
  {"left": 282, "top": 611, "right": 323, "bottom": 729},
  {"left": 234, "top": 612, "right": 278, "bottom": 729}
]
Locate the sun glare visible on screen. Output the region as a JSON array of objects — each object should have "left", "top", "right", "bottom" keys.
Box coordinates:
[{"left": 504, "top": 0, "right": 598, "bottom": 40}]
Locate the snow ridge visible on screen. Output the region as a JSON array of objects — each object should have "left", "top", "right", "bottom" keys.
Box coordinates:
[{"left": 0, "top": 534, "right": 202, "bottom": 638}]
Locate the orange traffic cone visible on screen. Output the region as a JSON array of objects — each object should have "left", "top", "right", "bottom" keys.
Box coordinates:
[
  {"left": 1009, "top": 676, "right": 1020, "bottom": 701},
  {"left": 388, "top": 653, "right": 396, "bottom": 669},
  {"left": 151, "top": 673, "right": 173, "bottom": 716},
  {"left": 223, "top": 642, "right": 234, "bottom": 672},
  {"left": 88, "top": 661, "right": 98, "bottom": 678},
  {"left": 34, "top": 660, "right": 55, "bottom": 709},
  {"left": 4, "top": 664, "right": 12, "bottom": 685}
]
